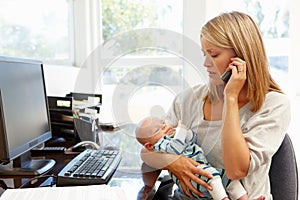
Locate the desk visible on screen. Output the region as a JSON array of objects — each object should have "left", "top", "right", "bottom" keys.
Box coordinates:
[{"left": 0, "top": 124, "right": 161, "bottom": 199}]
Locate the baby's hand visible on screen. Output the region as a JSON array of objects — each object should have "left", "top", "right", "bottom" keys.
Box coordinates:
[{"left": 178, "top": 120, "right": 188, "bottom": 130}]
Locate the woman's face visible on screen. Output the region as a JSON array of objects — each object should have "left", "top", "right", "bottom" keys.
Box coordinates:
[{"left": 201, "top": 38, "right": 236, "bottom": 85}]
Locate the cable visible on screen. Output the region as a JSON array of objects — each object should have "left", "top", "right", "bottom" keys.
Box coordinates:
[{"left": 18, "top": 174, "right": 57, "bottom": 189}]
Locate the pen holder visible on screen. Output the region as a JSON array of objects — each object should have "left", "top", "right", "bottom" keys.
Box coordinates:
[{"left": 74, "top": 118, "right": 101, "bottom": 145}]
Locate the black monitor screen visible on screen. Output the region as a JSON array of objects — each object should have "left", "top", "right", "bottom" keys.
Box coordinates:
[{"left": 0, "top": 56, "right": 51, "bottom": 164}]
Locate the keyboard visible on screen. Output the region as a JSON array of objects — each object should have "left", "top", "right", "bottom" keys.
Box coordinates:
[{"left": 56, "top": 149, "right": 121, "bottom": 186}]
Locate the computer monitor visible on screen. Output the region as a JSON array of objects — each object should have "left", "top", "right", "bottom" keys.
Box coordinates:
[{"left": 0, "top": 56, "right": 55, "bottom": 176}]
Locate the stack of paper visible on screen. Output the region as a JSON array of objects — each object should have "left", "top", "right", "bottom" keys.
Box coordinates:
[{"left": 0, "top": 185, "right": 126, "bottom": 200}]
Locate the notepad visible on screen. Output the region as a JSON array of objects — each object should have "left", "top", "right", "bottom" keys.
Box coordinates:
[{"left": 0, "top": 185, "right": 126, "bottom": 200}]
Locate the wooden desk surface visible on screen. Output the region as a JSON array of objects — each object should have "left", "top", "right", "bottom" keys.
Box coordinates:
[
  {"left": 0, "top": 125, "right": 162, "bottom": 199},
  {"left": 11, "top": 151, "right": 147, "bottom": 199}
]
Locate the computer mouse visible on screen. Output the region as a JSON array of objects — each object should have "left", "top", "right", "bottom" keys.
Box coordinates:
[
  {"left": 71, "top": 145, "right": 87, "bottom": 152},
  {"left": 71, "top": 141, "right": 100, "bottom": 152}
]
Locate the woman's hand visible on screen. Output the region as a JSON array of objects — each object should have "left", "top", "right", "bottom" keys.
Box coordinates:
[
  {"left": 167, "top": 156, "right": 213, "bottom": 198},
  {"left": 224, "top": 57, "right": 247, "bottom": 99},
  {"left": 141, "top": 147, "right": 213, "bottom": 198}
]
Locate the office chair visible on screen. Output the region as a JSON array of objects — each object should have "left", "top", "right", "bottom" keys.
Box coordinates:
[
  {"left": 153, "top": 134, "right": 299, "bottom": 200},
  {"left": 269, "top": 134, "right": 298, "bottom": 200}
]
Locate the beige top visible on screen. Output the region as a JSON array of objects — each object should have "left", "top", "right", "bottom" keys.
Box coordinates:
[{"left": 165, "top": 84, "right": 291, "bottom": 200}]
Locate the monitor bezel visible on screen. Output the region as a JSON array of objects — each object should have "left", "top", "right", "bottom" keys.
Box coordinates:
[{"left": 0, "top": 56, "right": 52, "bottom": 165}]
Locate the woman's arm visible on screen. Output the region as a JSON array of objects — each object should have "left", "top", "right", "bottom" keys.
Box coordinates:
[
  {"left": 222, "top": 58, "right": 250, "bottom": 179},
  {"left": 140, "top": 147, "right": 213, "bottom": 198},
  {"left": 222, "top": 96, "right": 250, "bottom": 179}
]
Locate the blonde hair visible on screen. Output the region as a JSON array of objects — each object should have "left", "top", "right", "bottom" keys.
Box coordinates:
[{"left": 201, "top": 11, "right": 282, "bottom": 112}]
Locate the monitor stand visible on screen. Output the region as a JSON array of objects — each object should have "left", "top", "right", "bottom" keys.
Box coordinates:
[{"left": 0, "top": 152, "right": 55, "bottom": 177}]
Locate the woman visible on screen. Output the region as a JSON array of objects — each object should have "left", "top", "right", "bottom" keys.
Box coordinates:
[{"left": 141, "top": 11, "right": 291, "bottom": 199}]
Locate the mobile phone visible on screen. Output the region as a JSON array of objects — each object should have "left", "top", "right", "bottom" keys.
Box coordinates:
[{"left": 220, "top": 70, "right": 232, "bottom": 83}]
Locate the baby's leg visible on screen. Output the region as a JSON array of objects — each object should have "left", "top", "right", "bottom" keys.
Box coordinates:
[
  {"left": 170, "top": 165, "right": 229, "bottom": 199},
  {"left": 196, "top": 165, "right": 229, "bottom": 200}
]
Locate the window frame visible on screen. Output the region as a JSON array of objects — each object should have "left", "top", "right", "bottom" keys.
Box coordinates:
[{"left": 72, "top": 0, "right": 210, "bottom": 89}]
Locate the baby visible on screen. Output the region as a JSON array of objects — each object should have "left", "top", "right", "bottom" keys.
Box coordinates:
[{"left": 136, "top": 116, "right": 248, "bottom": 200}]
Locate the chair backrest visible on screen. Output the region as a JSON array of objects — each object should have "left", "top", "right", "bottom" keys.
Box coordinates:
[{"left": 269, "top": 134, "right": 298, "bottom": 200}]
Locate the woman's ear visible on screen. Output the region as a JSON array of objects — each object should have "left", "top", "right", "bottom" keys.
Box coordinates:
[{"left": 144, "top": 142, "right": 154, "bottom": 151}]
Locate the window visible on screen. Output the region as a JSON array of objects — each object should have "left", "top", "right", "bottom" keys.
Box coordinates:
[
  {"left": 99, "top": 0, "right": 184, "bottom": 123},
  {"left": 0, "top": 0, "right": 73, "bottom": 65}
]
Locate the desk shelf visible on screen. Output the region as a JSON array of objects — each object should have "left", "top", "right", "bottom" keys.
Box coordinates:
[{"left": 48, "top": 96, "right": 75, "bottom": 141}]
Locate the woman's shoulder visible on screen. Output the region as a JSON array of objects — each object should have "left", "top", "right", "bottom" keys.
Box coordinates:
[
  {"left": 250, "top": 91, "right": 291, "bottom": 123},
  {"left": 266, "top": 91, "right": 289, "bottom": 99},
  {"left": 264, "top": 91, "right": 290, "bottom": 108}
]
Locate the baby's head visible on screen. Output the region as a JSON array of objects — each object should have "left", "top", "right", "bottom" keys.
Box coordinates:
[{"left": 135, "top": 116, "right": 175, "bottom": 150}]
